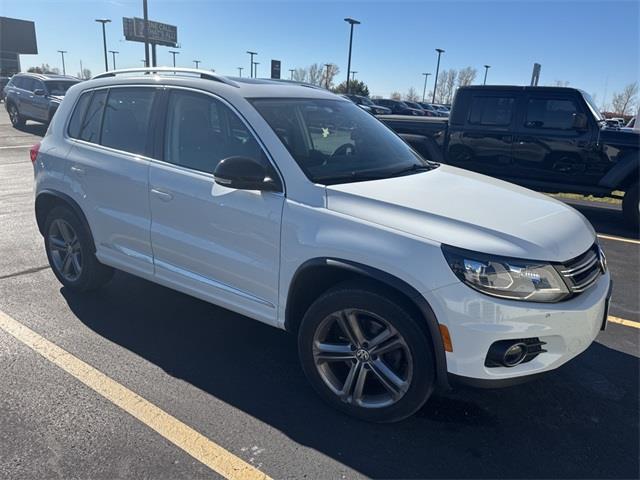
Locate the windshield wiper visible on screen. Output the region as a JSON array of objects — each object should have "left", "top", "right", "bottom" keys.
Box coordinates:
[{"left": 388, "top": 163, "right": 436, "bottom": 177}]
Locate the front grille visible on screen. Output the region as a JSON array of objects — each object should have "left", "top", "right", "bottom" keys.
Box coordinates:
[{"left": 557, "top": 244, "right": 604, "bottom": 294}]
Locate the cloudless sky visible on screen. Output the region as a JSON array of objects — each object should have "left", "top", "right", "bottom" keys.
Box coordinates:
[{"left": 2, "top": 0, "right": 638, "bottom": 108}]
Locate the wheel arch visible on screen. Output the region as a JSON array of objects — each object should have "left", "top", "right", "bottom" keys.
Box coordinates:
[
  {"left": 35, "top": 190, "right": 96, "bottom": 252},
  {"left": 285, "top": 257, "right": 450, "bottom": 390}
]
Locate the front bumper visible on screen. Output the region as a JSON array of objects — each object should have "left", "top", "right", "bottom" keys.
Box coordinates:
[{"left": 425, "top": 271, "right": 611, "bottom": 383}]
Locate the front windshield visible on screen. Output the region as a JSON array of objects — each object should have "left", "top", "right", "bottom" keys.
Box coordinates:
[
  {"left": 582, "top": 91, "right": 604, "bottom": 121},
  {"left": 251, "top": 98, "right": 432, "bottom": 185},
  {"left": 359, "top": 96, "right": 375, "bottom": 106},
  {"left": 45, "top": 81, "right": 78, "bottom": 96}
]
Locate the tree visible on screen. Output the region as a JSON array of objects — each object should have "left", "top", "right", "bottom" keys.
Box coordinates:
[
  {"left": 390, "top": 91, "right": 402, "bottom": 100},
  {"left": 77, "top": 68, "right": 92, "bottom": 80},
  {"left": 27, "top": 63, "right": 60, "bottom": 74},
  {"left": 321, "top": 64, "right": 340, "bottom": 89},
  {"left": 332, "top": 79, "right": 370, "bottom": 97},
  {"left": 457, "top": 67, "right": 477, "bottom": 87},
  {"left": 292, "top": 67, "right": 308, "bottom": 83},
  {"left": 308, "top": 63, "right": 323, "bottom": 86},
  {"left": 611, "top": 82, "right": 639, "bottom": 116},
  {"left": 435, "top": 69, "right": 457, "bottom": 104},
  {"left": 404, "top": 87, "right": 420, "bottom": 102}
]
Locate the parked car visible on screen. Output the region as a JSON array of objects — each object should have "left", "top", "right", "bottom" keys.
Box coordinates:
[
  {"left": 431, "top": 104, "right": 451, "bottom": 115},
  {"left": 626, "top": 117, "right": 635, "bottom": 128},
  {"left": 374, "top": 98, "right": 424, "bottom": 116},
  {"left": 419, "top": 102, "right": 447, "bottom": 117},
  {"left": 343, "top": 94, "right": 392, "bottom": 115},
  {"left": 4, "top": 72, "right": 79, "bottom": 127},
  {"left": 33, "top": 69, "right": 611, "bottom": 422},
  {"left": 403, "top": 101, "right": 430, "bottom": 116},
  {"left": 380, "top": 85, "right": 640, "bottom": 228}
]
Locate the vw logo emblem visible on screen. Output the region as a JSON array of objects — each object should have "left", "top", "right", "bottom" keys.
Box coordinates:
[{"left": 355, "top": 349, "right": 371, "bottom": 362}]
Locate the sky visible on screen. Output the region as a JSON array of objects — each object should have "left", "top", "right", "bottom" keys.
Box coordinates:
[{"left": 2, "top": 0, "right": 639, "bottom": 108}]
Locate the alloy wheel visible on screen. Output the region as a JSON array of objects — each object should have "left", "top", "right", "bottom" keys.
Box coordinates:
[
  {"left": 312, "top": 308, "right": 413, "bottom": 408},
  {"left": 9, "top": 105, "right": 19, "bottom": 126},
  {"left": 48, "top": 219, "right": 82, "bottom": 282}
]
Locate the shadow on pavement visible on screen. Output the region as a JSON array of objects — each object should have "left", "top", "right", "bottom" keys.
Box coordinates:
[
  {"left": 63, "top": 273, "right": 640, "bottom": 479},
  {"left": 564, "top": 200, "right": 639, "bottom": 240}
]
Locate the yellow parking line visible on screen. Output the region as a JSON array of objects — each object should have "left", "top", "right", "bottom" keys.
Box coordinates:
[
  {"left": 597, "top": 234, "right": 640, "bottom": 245},
  {"left": 0, "top": 310, "right": 271, "bottom": 480},
  {"left": 608, "top": 316, "right": 640, "bottom": 329}
]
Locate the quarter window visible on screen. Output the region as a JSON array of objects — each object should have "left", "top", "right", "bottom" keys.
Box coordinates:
[
  {"left": 468, "top": 96, "right": 514, "bottom": 126},
  {"left": 101, "top": 88, "right": 155, "bottom": 155},
  {"left": 78, "top": 90, "right": 107, "bottom": 143},
  {"left": 164, "top": 90, "right": 267, "bottom": 174},
  {"left": 525, "top": 98, "right": 579, "bottom": 130},
  {"left": 67, "top": 92, "right": 92, "bottom": 139}
]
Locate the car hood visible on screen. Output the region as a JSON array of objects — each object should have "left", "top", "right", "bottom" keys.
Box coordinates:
[
  {"left": 599, "top": 127, "right": 640, "bottom": 148},
  {"left": 325, "top": 165, "right": 595, "bottom": 262}
]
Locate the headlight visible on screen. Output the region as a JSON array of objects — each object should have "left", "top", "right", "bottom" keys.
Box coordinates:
[{"left": 442, "top": 245, "right": 570, "bottom": 302}]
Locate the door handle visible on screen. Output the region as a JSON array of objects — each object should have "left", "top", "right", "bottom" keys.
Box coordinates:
[
  {"left": 151, "top": 188, "right": 174, "bottom": 202},
  {"left": 70, "top": 165, "right": 86, "bottom": 176}
]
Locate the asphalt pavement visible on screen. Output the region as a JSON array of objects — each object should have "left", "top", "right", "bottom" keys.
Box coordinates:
[{"left": 1, "top": 109, "right": 638, "bottom": 479}]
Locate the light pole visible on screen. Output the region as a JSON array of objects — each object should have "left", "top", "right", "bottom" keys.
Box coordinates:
[
  {"left": 344, "top": 17, "right": 360, "bottom": 93},
  {"left": 108, "top": 50, "right": 119, "bottom": 70},
  {"left": 57, "top": 50, "right": 67, "bottom": 75},
  {"left": 238, "top": 67, "right": 243, "bottom": 77},
  {"left": 421, "top": 72, "right": 431, "bottom": 102},
  {"left": 169, "top": 50, "right": 179, "bottom": 67},
  {"left": 350, "top": 70, "right": 357, "bottom": 81},
  {"left": 324, "top": 63, "right": 332, "bottom": 88},
  {"left": 431, "top": 48, "right": 445, "bottom": 103},
  {"left": 483, "top": 65, "right": 491, "bottom": 85},
  {"left": 95, "top": 19, "right": 111, "bottom": 72},
  {"left": 289, "top": 68, "right": 295, "bottom": 80},
  {"left": 246, "top": 51, "right": 257, "bottom": 78},
  {"left": 193, "top": 60, "right": 201, "bottom": 69},
  {"left": 253, "top": 62, "right": 260, "bottom": 78}
]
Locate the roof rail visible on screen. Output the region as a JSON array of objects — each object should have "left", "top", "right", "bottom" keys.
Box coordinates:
[{"left": 92, "top": 67, "right": 239, "bottom": 88}]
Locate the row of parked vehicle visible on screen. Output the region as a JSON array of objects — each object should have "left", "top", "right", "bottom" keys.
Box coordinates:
[{"left": 341, "top": 93, "right": 450, "bottom": 117}]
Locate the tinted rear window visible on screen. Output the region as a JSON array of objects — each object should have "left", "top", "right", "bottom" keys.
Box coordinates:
[
  {"left": 468, "top": 96, "right": 514, "bottom": 126},
  {"left": 525, "top": 98, "right": 579, "bottom": 130},
  {"left": 79, "top": 90, "right": 107, "bottom": 143},
  {"left": 101, "top": 88, "right": 155, "bottom": 155},
  {"left": 67, "top": 91, "right": 92, "bottom": 139}
]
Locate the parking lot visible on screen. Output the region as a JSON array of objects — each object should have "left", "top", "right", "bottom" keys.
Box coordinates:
[{"left": 0, "top": 109, "right": 638, "bottom": 479}]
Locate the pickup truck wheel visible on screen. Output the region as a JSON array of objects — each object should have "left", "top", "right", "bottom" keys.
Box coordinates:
[
  {"left": 8, "top": 103, "right": 25, "bottom": 128},
  {"left": 44, "top": 206, "right": 114, "bottom": 292},
  {"left": 622, "top": 182, "right": 639, "bottom": 230},
  {"left": 298, "top": 282, "right": 435, "bottom": 422}
]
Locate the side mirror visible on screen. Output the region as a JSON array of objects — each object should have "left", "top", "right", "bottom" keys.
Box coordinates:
[
  {"left": 213, "top": 156, "right": 281, "bottom": 192},
  {"left": 572, "top": 112, "right": 588, "bottom": 130},
  {"left": 33, "top": 89, "right": 45, "bottom": 96}
]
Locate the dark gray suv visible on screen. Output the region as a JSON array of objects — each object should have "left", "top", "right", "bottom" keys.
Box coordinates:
[{"left": 4, "top": 73, "right": 79, "bottom": 127}]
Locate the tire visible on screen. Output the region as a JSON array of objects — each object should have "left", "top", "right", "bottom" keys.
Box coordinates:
[
  {"left": 622, "top": 181, "right": 639, "bottom": 231},
  {"left": 298, "top": 281, "right": 435, "bottom": 422},
  {"left": 8, "top": 103, "right": 25, "bottom": 128},
  {"left": 44, "top": 206, "right": 114, "bottom": 292}
]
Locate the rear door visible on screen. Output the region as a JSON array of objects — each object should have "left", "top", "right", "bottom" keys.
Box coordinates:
[
  {"left": 66, "top": 86, "right": 158, "bottom": 275},
  {"left": 17, "top": 77, "right": 37, "bottom": 118},
  {"left": 511, "top": 92, "right": 596, "bottom": 184},
  {"left": 31, "top": 79, "right": 49, "bottom": 121},
  {"left": 446, "top": 92, "right": 517, "bottom": 178}
]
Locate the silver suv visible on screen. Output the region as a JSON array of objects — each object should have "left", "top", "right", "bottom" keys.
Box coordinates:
[{"left": 4, "top": 72, "right": 79, "bottom": 127}]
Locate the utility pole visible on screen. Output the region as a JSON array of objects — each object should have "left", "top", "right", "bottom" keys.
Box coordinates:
[
  {"left": 289, "top": 68, "right": 295, "bottom": 80},
  {"left": 169, "top": 50, "right": 179, "bottom": 67},
  {"left": 143, "top": 0, "right": 150, "bottom": 67},
  {"left": 421, "top": 72, "right": 431, "bottom": 102},
  {"left": 253, "top": 62, "right": 260, "bottom": 78},
  {"left": 246, "top": 51, "right": 257, "bottom": 78},
  {"left": 483, "top": 65, "right": 491, "bottom": 85},
  {"left": 432, "top": 48, "right": 445, "bottom": 103},
  {"left": 109, "top": 50, "right": 119, "bottom": 70},
  {"left": 193, "top": 60, "right": 201, "bottom": 69},
  {"left": 57, "top": 50, "right": 67, "bottom": 75},
  {"left": 238, "top": 67, "right": 243, "bottom": 77},
  {"left": 95, "top": 19, "right": 111, "bottom": 72},
  {"left": 344, "top": 17, "right": 360, "bottom": 94}
]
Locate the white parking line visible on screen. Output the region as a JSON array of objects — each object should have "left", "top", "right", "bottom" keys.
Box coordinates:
[
  {"left": 597, "top": 234, "right": 640, "bottom": 245},
  {"left": 0, "top": 144, "right": 33, "bottom": 149}
]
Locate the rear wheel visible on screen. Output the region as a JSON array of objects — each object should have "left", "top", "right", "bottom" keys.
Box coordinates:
[
  {"left": 8, "top": 103, "right": 25, "bottom": 128},
  {"left": 44, "top": 206, "right": 113, "bottom": 291},
  {"left": 622, "top": 181, "right": 639, "bottom": 230},
  {"left": 298, "top": 282, "right": 435, "bottom": 422}
]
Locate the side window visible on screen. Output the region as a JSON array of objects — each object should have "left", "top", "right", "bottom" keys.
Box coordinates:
[
  {"left": 101, "top": 88, "right": 155, "bottom": 155},
  {"left": 67, "top": 92, "right": 92, "bottom": 138},
  {"left": 164, "top": 90, "right": 269, "bottom": 174},
  {"left": 468, "top": 96, "right": 514, "bottom": 126},
  {"left": 21, "top": 78, "right": 35, "bottom": 92},
  {"left": 11, "top": 77, "right": 23, "bottom": 89},
  {"left": 525, "top": 98, "right": 579, "bottom": 130},
  {"left": 33, "top": 80, "right": 45, "bottom": 93},
  {"left": 78, "top": 89, "right": 107, "bottom": 143}
]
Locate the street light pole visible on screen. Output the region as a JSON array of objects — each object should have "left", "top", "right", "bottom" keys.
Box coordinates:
[
  {"left": 421, "top": 72, "right": 431, "bottom": 102},
  {"left": 289, "top": 68, "right": 295, "bottom": 80},
  {"left": 483, "top": 65, "right": 491, "bottom": 85},
  {"left": 169, "top": 50, "right": 179, "bottom": 67},
  {"left": 431, "top": 48, "right": 445, "bottom": 103},
  {"left": 343, "top": 17, "right": 360, "bottom": 94},
  {"left": 324, "top": 63, "right": 332, "bottom": 88},
  {"left": 246, "top": 51, "right": 257, "bottom": 78},
  {"left": 108, "top": 50, "right": 119, "bottom": 70},
  {"left": 253, "top": 62, "right": 260, "bottom": 78},
  {"left": 57, "top": 50, "right": 67, "bottom": 75},
  {"left": 95, "top": 19, "right": 111, "bottom": 72},
  {"left": 193, "top": 60, "right": 201, "bottom": 69},
  {"left": 351, "top": 71, "right": 357, "bottom": 81},
  {"left": 238, "top": 67, "right": 243, "bottom": 77}
]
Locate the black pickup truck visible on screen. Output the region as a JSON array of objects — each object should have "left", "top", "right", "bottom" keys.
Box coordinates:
[{"left": 380, "top": 85, "right": 640, "bottom": 228}]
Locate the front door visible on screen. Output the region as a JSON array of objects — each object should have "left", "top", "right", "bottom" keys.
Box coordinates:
[{"left": 149, "top": 88, "right": 284, "bottom": 326}]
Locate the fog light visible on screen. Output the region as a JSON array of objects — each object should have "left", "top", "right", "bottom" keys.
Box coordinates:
[{"left": 503, "top": 342, "right": 527, "bottom": 367}]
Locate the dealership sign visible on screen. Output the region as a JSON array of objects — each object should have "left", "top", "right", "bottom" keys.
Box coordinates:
[{"left": 123, "top": 17, "right": 177, "bottom": 47}]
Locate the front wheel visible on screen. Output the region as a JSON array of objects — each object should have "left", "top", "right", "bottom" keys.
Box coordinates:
[
  {"left": 8, "top": 103, "right": 25, "bottom": 128},
  {"left": 622, "top": 182, "right": 639, "bottom": 231},
  {"left": 298, "top": 282, "right": 435, "bottom": 422}
]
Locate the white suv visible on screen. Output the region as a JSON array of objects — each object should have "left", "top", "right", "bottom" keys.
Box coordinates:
[{"left": 32, "top": 68, "right": 612, "bottom": 422}]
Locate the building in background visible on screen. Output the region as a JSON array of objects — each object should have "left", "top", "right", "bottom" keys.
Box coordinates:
[{"left": 0, "top": 16, "right": 38, "bottom": 76}]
